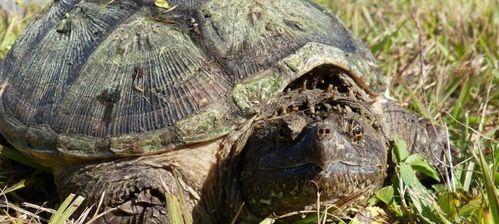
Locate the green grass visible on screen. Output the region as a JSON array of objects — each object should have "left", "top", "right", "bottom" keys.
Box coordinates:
[
  {"left": 0, "top": 0, "right": 43, "bottom": 57},
  {"left": 313, "top": 0, "right": 498, "bottom": 223},
  {"left": 0, "top": 0, "right": 498, "bottom": 223}
]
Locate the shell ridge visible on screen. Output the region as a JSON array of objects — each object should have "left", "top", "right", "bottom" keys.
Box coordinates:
[{"left": 52, "top": 1, "right": 142, "bottom": 135}]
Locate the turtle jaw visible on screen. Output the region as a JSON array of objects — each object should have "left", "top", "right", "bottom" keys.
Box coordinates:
[{"left": 241, "top": 116, "right": 388, "bottom": 219}]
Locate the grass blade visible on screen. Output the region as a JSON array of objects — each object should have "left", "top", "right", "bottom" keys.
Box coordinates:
[
  {"left": 477, "top": 151, "right": 499, "bottom": 224},
  {"left": 48, "top": 194, "right": 85, "bottom": 224},
  {"left": 165, "top": 193, "right": 184, "bottom": 224},
  {"left": 3, "top": 179, "right": 25, "bottom": 194}
]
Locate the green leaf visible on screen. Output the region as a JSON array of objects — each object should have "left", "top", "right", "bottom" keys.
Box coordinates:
[
  {"left": 458, "top": 195, "right": 482, "bottom": 217},
  {"left": 405, "top": 154, "right": 425, "bottom": 164},
  {"left": 432, "top": 201, "right": 454, "bottom": 224},
  {"left": 389, "top": 202, "right": 404, "bottom": 217},
  {"left": 393, "top": 135, "right": 409, "bottom": 163},
  {"left": 155, "top": 0, "right": 171, "bottom": 9},
  {"left": 408, "top": 190, "right": 423, "bottom": 213},
  {"left": 400, "top": 163, "right": 417, "bottom": 186},
  {"left": 437, "top": 191, "right": 457, "bottom": 218},
  {"left": 375, "top": 186, "right": 394, "bottom": 204},
  {"left": 408, "top": 155, "right": 440, "bottom": 181}
]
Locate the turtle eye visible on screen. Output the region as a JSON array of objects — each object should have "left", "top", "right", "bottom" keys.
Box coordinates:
[
  {"left": 276, "top": 123, "right": 292, "bottom": 142},
  {"left": 349, "top": 120, "right": 364, "bottom": 142},
  {"left": 352, "top": 124, "right": 363, "bottom": 136}
]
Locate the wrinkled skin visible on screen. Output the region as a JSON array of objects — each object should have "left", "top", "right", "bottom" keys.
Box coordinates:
[{"left": 56, "top": 72, "right": 450, "bottom": 223}]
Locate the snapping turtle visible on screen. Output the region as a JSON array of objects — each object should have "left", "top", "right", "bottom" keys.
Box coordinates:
[{"left": 0, "top": 0, "right": 450, "bottom": 223}]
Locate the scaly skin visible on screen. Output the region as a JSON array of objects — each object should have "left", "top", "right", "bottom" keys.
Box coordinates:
[{"left": 55, "top": 140, "right": 222, "bottom": 224}]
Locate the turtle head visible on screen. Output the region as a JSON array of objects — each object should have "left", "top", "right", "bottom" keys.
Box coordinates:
[{"left": 240, "top": 76, "right": 389, "bottom": 219}]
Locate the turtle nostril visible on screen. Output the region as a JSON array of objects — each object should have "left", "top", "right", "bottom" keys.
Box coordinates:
[
  {"left": 316, "top": 128, "right": 332, "bottom": 140},
  {"left": 315, "top": 121, "right": 335, "bottom": 140}
]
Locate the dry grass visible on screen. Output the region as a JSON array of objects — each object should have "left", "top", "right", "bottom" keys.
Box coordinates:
[{"left": 1, "top": 0, "right": 498, "bottom": 223}]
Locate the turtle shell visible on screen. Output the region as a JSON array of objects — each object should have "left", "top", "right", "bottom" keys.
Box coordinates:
[{"left": 0, "top": 0, "right": 382, "bottom": 165}]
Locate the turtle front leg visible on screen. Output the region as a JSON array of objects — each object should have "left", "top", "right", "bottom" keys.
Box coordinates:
[
  {"left": 55, "top": 159, "right": 174, "bottom": 224},
  {"left": 54, "top": 144, "right": 220, "bottom": 224}
]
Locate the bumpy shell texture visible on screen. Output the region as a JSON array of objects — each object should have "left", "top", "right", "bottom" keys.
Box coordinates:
[{"left": 0, "top": 0, "right": 382, "bottom": 165}]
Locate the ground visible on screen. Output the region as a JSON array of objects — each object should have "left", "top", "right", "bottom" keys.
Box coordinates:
[{"left": 0, "top": 0, "right": 497, "bottom": 223}]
